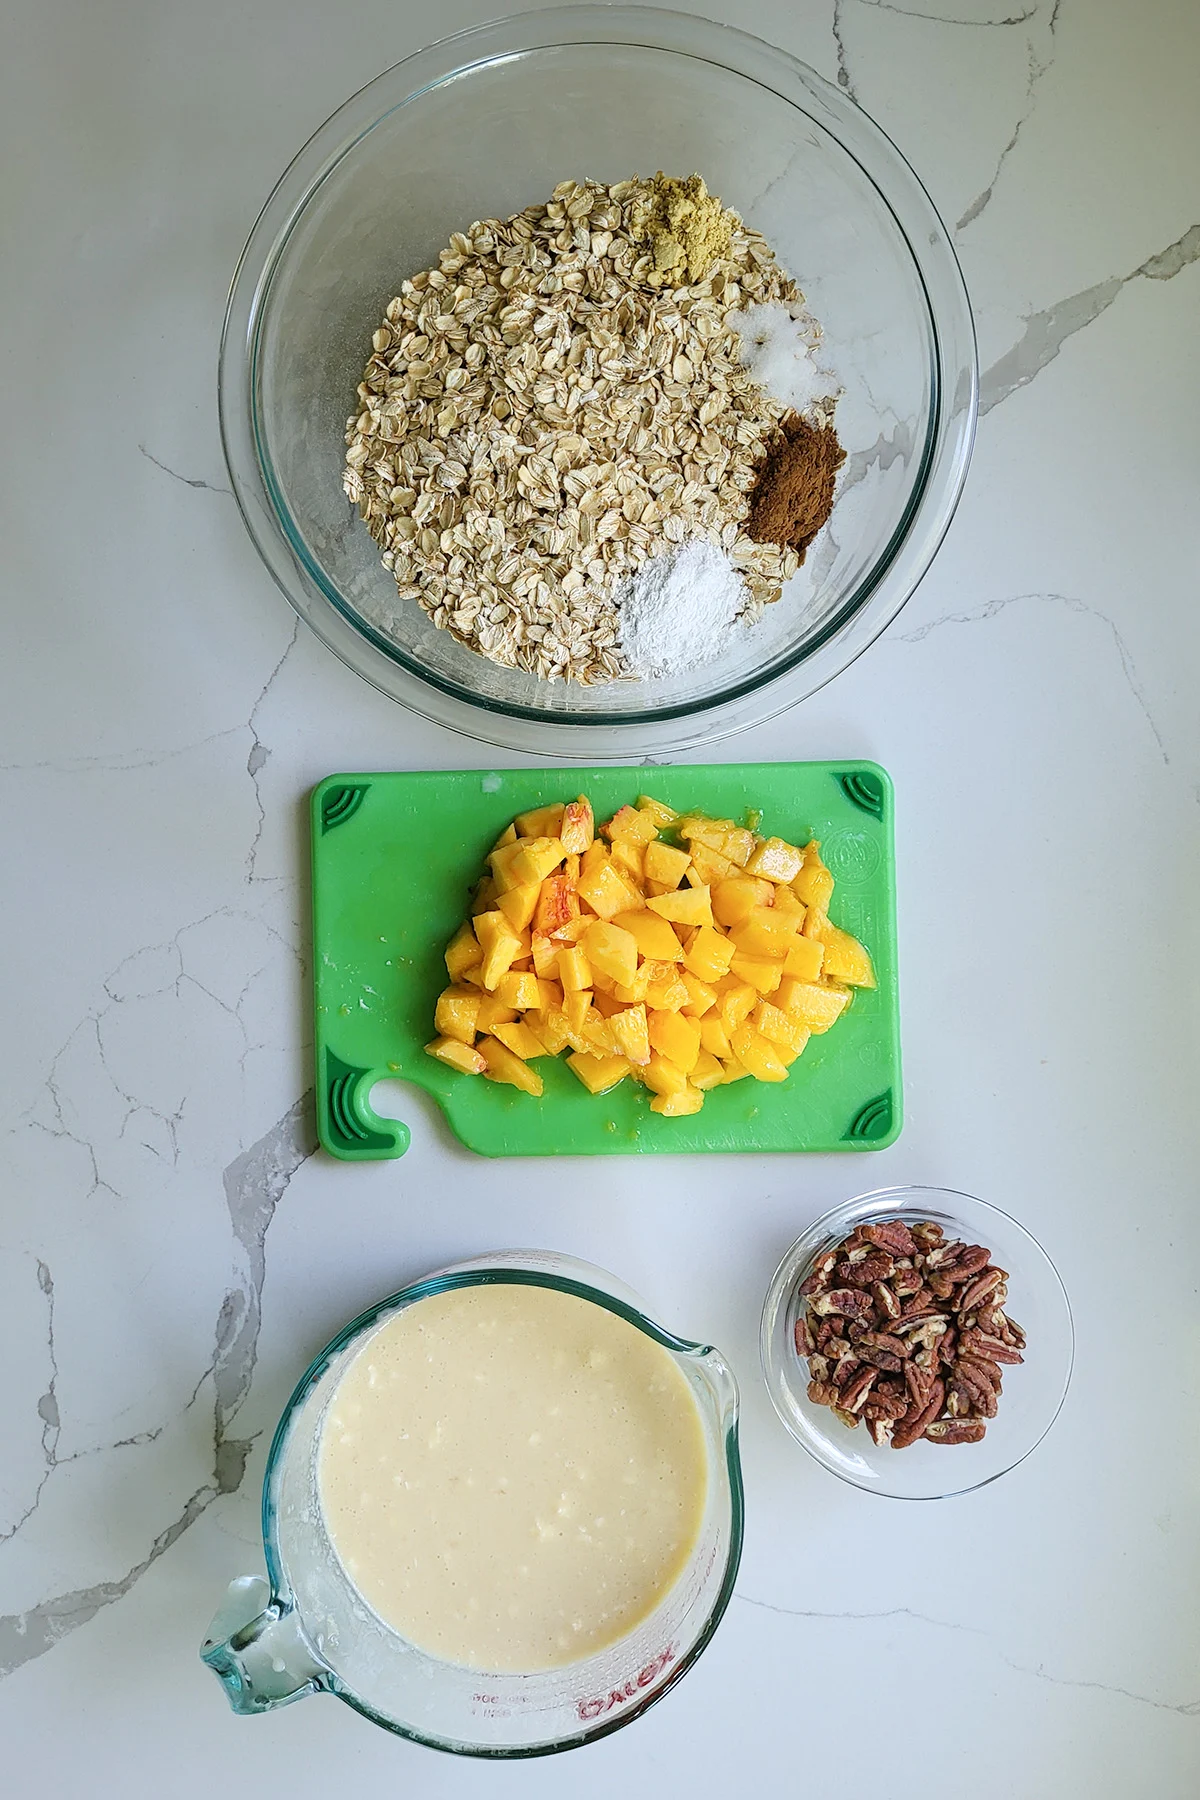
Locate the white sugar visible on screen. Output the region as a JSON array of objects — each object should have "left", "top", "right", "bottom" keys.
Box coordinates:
[
  {"left": 730, "top": 300, "right": 838, "bottom": 414},
  {"left": 618, "top": 540, "right": 748, "bottom": 681}
]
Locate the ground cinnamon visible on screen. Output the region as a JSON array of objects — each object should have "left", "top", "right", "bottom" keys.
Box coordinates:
[{"left": 745, "top": 414, "right": 846, "bottom": 559}]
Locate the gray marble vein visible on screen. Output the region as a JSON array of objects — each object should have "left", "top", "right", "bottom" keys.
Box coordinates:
[
  {"left": 979, "top": 221, "right": 1200, "bottom": 413},
  {"left": 957, "top": 0, "right": 1060, "bottom": 230},
  {"left": 0, "top": 1264, "right": 59, "bottom": 1545},
  {"left": 137, "top": 444, "right": 231, "bottom": 497},
  {"left": 831, "top": 0, "right": 860, "bottom": 102},
  {"left": 857, "top": 1, "right": 1038, "bottom": 23},
  {"left": 0, "top": 1096, "right": 316, "bottom": 1680},
  {"left": 737, "top": 1592, "right": 1200, "bottom": 1715},
  {"left": 901, "top": 591, "right": 1169, "bottom": 762},
  {"left": 246, "top": 620, "right": 301, "bottom": 884}
]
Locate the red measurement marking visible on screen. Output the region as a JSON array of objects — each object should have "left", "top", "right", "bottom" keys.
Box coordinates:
[{"left": 577, "top": 1646, "right": 676, "bottom": 1721}]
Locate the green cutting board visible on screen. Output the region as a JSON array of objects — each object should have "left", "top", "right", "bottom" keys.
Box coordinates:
[{"left": 311, "top": 763, "right": 900, "bottom": 1160}]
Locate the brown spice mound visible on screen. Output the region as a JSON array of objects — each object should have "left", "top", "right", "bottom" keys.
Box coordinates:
[{"left": 746, "top": 414, "right": 846, "bottom": 560}]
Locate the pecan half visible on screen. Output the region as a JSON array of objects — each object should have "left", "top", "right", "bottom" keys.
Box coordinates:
[
  {"left": 866, "top": 1417, "right": 894, "bottom": 1446},
  {"left": 798, "top": 1253, "right": 838, "bottom": 1297},
  {"left": 925, "top": 1419, "right": 987, "bottom": 1445},
  {"left": 835, "top": 1250, "right": 894, "bottom": 1287},
  {"left": 862, "top": 1220, "right": 918, "bottom": 1257},
  {"left": 873, "top": 1281, "right": 902, "bottom": 1321},
  {"left": 795, "top": 1315, "right": 816, "bottom": 1357},
  {"left": 958, "top": 1267, "right": 1006, "bottom": 1313},
  {"left": 891, "top": 1377, "right": 946, "bottom": 1449},
  {"left": 841, "top": 1366, "right": 878, "bottom": 1413},
  {"left": 809, "top": 1287, "right": 873, "bottom": 1322},
  {"left": 910, "top": 1221, "right": 944, "bottom": 1249}
]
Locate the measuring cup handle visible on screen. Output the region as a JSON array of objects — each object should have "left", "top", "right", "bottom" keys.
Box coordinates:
[{"left": 201, "top": 1576, "right": 331, "bottom": 1715}]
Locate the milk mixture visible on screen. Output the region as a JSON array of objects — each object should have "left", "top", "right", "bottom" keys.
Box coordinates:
[{"left": 317, "top": 1282, "right": 709, "bottom": 1672}]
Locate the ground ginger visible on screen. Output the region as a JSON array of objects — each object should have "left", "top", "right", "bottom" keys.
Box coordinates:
[{"left": 629, "top": 173, "right": 735, "bottom": 286}]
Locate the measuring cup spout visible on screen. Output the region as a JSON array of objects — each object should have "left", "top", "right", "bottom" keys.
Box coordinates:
[{"left": 201, "top": 1576, "right": 331, "bottom": 1715}]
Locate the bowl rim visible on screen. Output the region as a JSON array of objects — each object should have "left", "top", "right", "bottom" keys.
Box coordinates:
[
  {"left": 759, "top": 1184, "right": 1075, "bottom": 1501},
  {"left": 219, "top": 5, "right": 978, "bottom": 757}
]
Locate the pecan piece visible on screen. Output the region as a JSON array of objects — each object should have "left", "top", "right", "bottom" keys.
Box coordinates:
[
  {"left": 841, "top": 1366, "right": 878, "bottom": 1413},
  {"left": 937, "top": 1326, "right": 958, "bottom": 1368},
  {"left": 900, "top": 1287, "right": 937, "bottom": 1317},
  {"left": 910, "top": 1221, "right": 944, "bottom": 1249},
  {"left": 942, "top": 1244, "right": 993, "bottom": 1281},
  {"left": 810, "top": 1287, "right": 875, "bottom": 1322},
  {"left": 959, "top": 1326, "right": 1024, "bottom": 1366},
  {"left": 863, "top": 1390, "right": 909, "bottom": 1421},
  {"left": 925, "top": 1419, "right": 987, "bottom": 1445},
  {"left": 861, "top": 1220, "right": 917, "bottom": 1257},
  {"left": 832, "top": 1354, "right": 861, "bottom": 1387},
  {"left": 873, "top": 1280, "right": 902, "bottom": 1321},
  {"left": 807, "top": 1353, "right": 830, "bottom": 1383},
  {"left": 866, "top": 1416, "right": 894, "bottom": 1446},
  {"left": 856, "top": 1345, "right": 903, "bottom": 1373},
  {"left": 891, "top": 1377, "right": 946, "bottom": 1449},
  {"left": 794, "top": 1315, "right": 816, "bottom": 1357},
  {"left": 835, "top": 1250, "right": 894, "bottom": 1287},
  {"left": 891, "top": 1267, "right": 924, "bottom": 1298},
  {"left": 927, "top": 1273, "right": 956, "bottom": 1300},
  {"left": 831, "top": 1405, "right": 859, "bottom": 1429},
  {"left": 905, "top": 1360, "right": 936, "bottom": 1407},
  {"left": 958, "top": 1267, "right": 1006, "bottom": 1313},
  {"left": 807, "top": 1379, "right": 835, "bottom": 1406},
  {"left": 798, "top": 1252, "right": 838, "bottom": 1297},
  {"left": 922, "top": 1240, "right": 965, "bottom": 1270},
  {"left": 856, "top": 1330, "right": 908, "bottom": 1358}
]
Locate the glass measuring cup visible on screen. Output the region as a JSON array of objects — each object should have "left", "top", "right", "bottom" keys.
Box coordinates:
[{"left": 201, "top": 1251, "right": 742, "bottom": 1755}]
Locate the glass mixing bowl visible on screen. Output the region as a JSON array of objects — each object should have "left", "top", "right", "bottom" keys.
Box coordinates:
[
  {"left": 760, "top": 1187, "right": 1074, "bottom": 1501},
  {"left": 219, "top": 5, "right": 977, "bottom": 757}
]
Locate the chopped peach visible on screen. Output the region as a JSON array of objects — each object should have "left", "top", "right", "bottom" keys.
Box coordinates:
[
  {"left": 531, "top": 932, "right": 559, "bottom": 978},
  {"left": 636, "top": 795, "right": 678, "bottom": 829},
  {"left": 495, "top": 970, "right": 541, "bottom": 1011},
  {"left": 612, "top": 909, "right": 683, "bottom": 962},
  {"left": 560, "top": 796, "right": 595, "bottom": 854},
  {"left": 814, "top": 923, "right": 876, "bottom": 987},
  {"left": 680, "top": 924, "right": 736, "bottom": 984},
  {"left": 434, "top": 985, "right": 481, "bottom": 1045},
  {"left": 718, "top": 981, "right": 758, "bottom": 1032},
  {"left": 474, "top": 995, "right": 518, "bottom": 1033},
  {"left": 603, "top": 804, "right": 659, "bottom": 846},
  {"left": 648, "top": 1010, "right": 701, "bottom": 1072},
  {"left": 712, "top": 875, "right": 774, "bottom": 928},
  {"left": 752, "top": 1000, "right": 810, "bottom": 1055},
  {"left": 607, "top": 1004, "right": 651, "bottom": 1066},
  {"left": 729, "top": 907, "right": 800, "bottom": 959},
  {"left": 533, "top": 873, "right": 579, "bottom": 935},
  {"left": 643, "top": 840, "right": 691, "bottom": 890},
  {"left": 642, "top": 1054, "right": 689, "bottom": 1097},
  {"left": 699, "top": 1016, "right": 732, "bottom": 1060},
  {"left": 510, "top": 837, "right": 566, "bottom": 886},
  {"left": 688, "top": 842, "right": 735, "bottom": 886},
  {"left": 792, "top": 844, "right": 834, "bottom": 911},
  {"left": 782, "top": 936, "right": 825, "bottom": 981},
  {"left": 729, "top": 1025, "right": 789, "bottom": 1082},
  {"left": 557, "top": 945, "right": 593, "bottom": 993},
  {"left": 642, "top": 962, "right": 690, "bottom": 1011},
  {"left": 474, "top": 910, "right": 524, "bottom": 991},
  {"left": 497, "top": 879, "right": 541, "bottom": 933},
  {"left": 578, "top": 860, "right": 641, "bottom": 921},
  {"left": 425, "top": 1036, "right": 486, "bottom": 1075},
  {"left": 728, "top": 952, "right": 783, "bottom": 996},
  {"left": 778, "top": 980, "right": 851, "bottom": 1033},
  {"left": 564, "top": 989, "right": 593, "bottom": 1034},
  {"left": 472, "top": 875, "right": 498, "bottom": 915},
  {"left": 649, "top": 1084, "right": 704, "bottom": 1117},
  {"left": 527, "top": 1010, "right": 570, "bottom": 1056},
  {"left": 566, "top": 1051, "right": 631, "bottom": 1095},
  {"left": 745, "top": 836, "right": 804, "bottom": 883},
  {"left": 444, "top": 922, "right": 482, "bottom": 981},
  {"left": 609, "top": 838, "right": 645, "bottom": 884},
  {"left": 479, "top": 1036, "right": 544, "bottom": 1095},
  {"left": 612, "top": 965, "right": 651, "bottom": 1005},
  {"left": 491, "top": 822, "right": 518, "bottom": 850},
  {"left": 582, "top": 920, "right": 639, "bottom": 988},
  {"left": 691, "top": 1048, "right": 725, "bottom": 1091},
  {"left": 646, "top": 885, "right": 712, "bottom": 927},
  {"left": 488, "top": 840, "right": 528, "bottom": 893},
  {"left": 515, "top": 801, "right": 565, "bottom": 839},
  {"left": 491, "top": 1019, "right": 549, "bottom": 1061},
  {"left": 679, "top": 971, "right": 717, "bottom": 1017}
]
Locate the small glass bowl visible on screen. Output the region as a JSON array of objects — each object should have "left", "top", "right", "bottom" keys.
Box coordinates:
[{"left": 760, "top": 1186, "right": 1073, "bottom": 1500}]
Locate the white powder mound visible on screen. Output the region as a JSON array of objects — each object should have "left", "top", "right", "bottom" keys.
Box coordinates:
[
  {"left": 618, "top": 539, "right": 748, "bottom": 681},
  {"left": 730, "top": 300, "right": 838, "bottom": 414}
]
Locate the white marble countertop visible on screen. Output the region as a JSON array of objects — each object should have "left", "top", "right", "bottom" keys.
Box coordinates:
[{"left": 2, "top": 1, "right": 1198, "bottom": 1793}]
